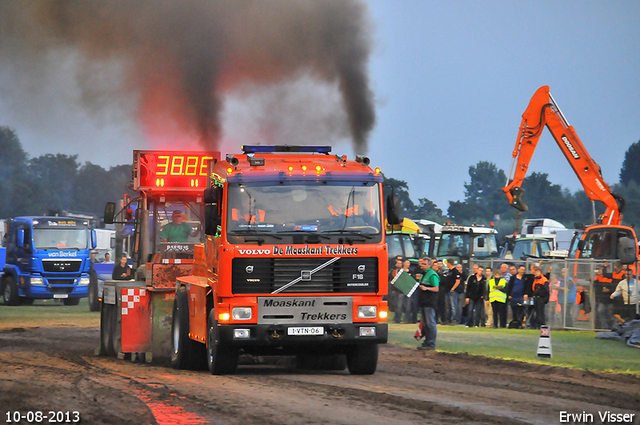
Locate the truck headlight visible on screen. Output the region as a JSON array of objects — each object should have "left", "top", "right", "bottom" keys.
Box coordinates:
[
  {"left": 31, "top": 277, "right": 44, "bottom": 285},
  {"left": 79, "top": 277, "right": 90, "bottom": 286},
  {"left": 232, "top": 307, "right": 252, "bottom": 320},
  {"left": 357, "top": 305, "right": 377, "bottom": 319},
  {"left": 233, "top": 329, "right": 251, "bottom": 339},
  {"left": 359, "top": 326, "right": 377, "bottom": 337}
]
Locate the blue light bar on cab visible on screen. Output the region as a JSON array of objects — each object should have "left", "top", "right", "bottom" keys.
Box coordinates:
[{"left": 241, "top": 145, "right": 331, "bottom": 154}]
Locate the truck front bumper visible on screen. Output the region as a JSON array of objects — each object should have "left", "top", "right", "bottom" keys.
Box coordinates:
[
  {"left": 218, "top": 322, "right": 387, "bottom": 356},
  {"left": 22, "top": 275, "right": 90, "bottom": 299}
]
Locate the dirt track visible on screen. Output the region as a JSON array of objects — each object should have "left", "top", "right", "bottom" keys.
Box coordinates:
[{"left": 0, "top": 327, "right": 639, "bottom": 425}]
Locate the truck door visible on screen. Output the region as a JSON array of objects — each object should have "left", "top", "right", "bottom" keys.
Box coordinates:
[{"left": 12, "top": 225, "right": 32, "bottom": 272}]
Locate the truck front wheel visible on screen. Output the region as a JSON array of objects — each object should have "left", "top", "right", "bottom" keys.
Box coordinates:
[
  {"left": 3, "top": 276, "right": 20, "bottom": 306},
  {"left": 171, "top": 287, "right": 206, "bottom": 370},
  {"left": 346, "top": 344, "right": 379, "bottom": 375},
  {"left": 88, "top": 279, "right": 100, "bottom": 311},
  {"left": 100, "top": 300, "right": 115, "bottom": 357},
  {"left": 207, "top": 310, "right": 238, "bottom": 375}
]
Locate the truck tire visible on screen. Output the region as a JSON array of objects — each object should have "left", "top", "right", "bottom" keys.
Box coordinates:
[
  {"left": 3, "top": 276, "right": 20, "bottom": 306},
  {"left": 171, "top": 287, "right": 206, "bottom": 370},
  {"left": 100, "top": 301, "right": 115, "bottom": 357},
  {"left": 88, "top": 279, "right": 100, "bottom": 312},
  {"left": 63, "top": 297, "right": 81, "bottom": 306},
  {"left": 207, "top": 310, "right": 238, "bottom": 375},
  {"left": 346, "top": 344, "right": 378, "bottom": 375}
]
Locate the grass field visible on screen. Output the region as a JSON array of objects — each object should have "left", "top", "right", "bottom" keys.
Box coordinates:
[
  {"left": 0, "top": 298, "right": 100, "bottom": 328},
  {"left": 390, "top": 322, "right": 640, "bottom": 375},
  {"left": 1, "top": 298, "right": 638, "bottom": 375}
]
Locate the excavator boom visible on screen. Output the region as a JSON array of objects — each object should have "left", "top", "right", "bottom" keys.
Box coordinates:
[{"left": 503, "top": 86, "right": 624, "bottom": 225}]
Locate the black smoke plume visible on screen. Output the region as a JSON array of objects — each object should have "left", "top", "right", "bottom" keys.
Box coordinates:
[{"left": 0, "top": 0, "right": 375, "bottom": 152}]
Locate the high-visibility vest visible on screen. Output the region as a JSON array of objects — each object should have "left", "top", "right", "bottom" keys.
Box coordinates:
[
  {"left": 532, "top": 274, "right": 549, "bottom": 293},
  {"left": 232, "top": 208, "right": 265, "bottom": 223},
  {"left": 327, "top": 205, "right": 359, "bottom": 217},
  {"left": 488, "top": 277, "right": 507, "bottom": 303}
]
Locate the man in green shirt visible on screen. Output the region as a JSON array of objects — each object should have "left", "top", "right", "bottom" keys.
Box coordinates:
[
  {"left": 417, "top": 257, "right": 440, "bottom": 350},
  {"left": 160, "top": 211, "right": 198, "bottom": 243}
]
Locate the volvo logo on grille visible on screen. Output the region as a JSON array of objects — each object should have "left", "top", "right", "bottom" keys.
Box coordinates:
[
  {"left": 245, "top": 265, "right": 254, "bottom": 274},
  {"left": 358, "top": 264, "right": 366, "bottom": 273}
]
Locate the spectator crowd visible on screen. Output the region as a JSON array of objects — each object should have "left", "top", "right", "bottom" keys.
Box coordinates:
[{"left": 388, "top": 257, "right": 640, "bottom": 349}]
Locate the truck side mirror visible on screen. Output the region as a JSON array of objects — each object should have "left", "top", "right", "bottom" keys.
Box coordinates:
[
  {"left": 477, "top": 237, "right": 485, "bottom": 248},
  {"left": 618, "top": 236, "right": 637, "bottom": 265},
  {"left": 577, "top": 240, "right": 585, "bottom": 252},
  {"left": 204, "top": 204, "right": 221, "bottom": 236},
  {"left": 204, "top": 187, "right": 220, "bottom": 204},
  {"left": 104, "top": 202, "right": 116, "bottom": 224},
  {"left": 386, "top": 194, "right": 402, "bottom": 226},
  {"left": 16, "top": 228, "right": 25, "bottom": 248},
  {"left": 91, "top": 229, "right": 97, "bottom": 250}
]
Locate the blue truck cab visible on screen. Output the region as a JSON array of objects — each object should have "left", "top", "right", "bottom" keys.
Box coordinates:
[{"left": 1, "top": 217, "right": 96, "bottom": 306}]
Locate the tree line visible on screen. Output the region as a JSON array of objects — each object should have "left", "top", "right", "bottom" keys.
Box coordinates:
[
  {"left": 0, "top": 127, "right": 134, "bottom": 221},
  {"left": 384, "top": 140, "right": 640, "bottom": 237},
  {"left": 2, "top": 125, "right": 640, "bottom": 236}
]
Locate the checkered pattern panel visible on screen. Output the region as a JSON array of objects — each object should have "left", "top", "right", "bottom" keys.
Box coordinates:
[{"left": 121, "top": 288, "right": 147, "bottom": 315}]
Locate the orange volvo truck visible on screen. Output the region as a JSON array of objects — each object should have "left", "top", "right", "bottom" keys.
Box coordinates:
[
  {"left": 101, "top": 146, "right": 388, "bottom": 375},
  {"left": 503, "top": 86, "right": 638, "bottom": 264}
]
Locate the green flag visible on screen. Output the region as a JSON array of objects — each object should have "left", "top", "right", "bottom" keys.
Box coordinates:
[{"left": 390, "top": 269, "right": 420, "bottom": 297}]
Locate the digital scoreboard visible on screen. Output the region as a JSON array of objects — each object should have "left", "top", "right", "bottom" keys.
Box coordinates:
[{"left": 133, "top": 150, "right": 221, "bottom": 191}]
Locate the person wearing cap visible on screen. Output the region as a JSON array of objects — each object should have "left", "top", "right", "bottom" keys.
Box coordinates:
[{"left": 160, "top": 211, "right": 199, "bottom": 243}]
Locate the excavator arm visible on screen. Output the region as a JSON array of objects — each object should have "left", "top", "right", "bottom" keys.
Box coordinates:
[{"left": 503, "top": 85, "right": 625, "bottom": 225}]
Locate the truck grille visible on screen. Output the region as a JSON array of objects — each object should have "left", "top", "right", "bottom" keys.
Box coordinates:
[
  {"left": 42, "top": 259, "right": 82, "bottom": 273},
  {"left": 232, "top": 257, "right": 378, "bottom": 294}
]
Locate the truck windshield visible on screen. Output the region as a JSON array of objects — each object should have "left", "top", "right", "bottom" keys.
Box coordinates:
[
  {"left": 33, "top": 229, "right": 88, "bottom": 250},
  {"left": 437, "top": 233, "right": 499, "bottom": 258},
  {"left": 226, "top": 181, "right": 381, "bottom": 239},
  {"left": 512, "top": 239, "right": 552, "bottom": 259},
  {"left": 437, "top": 233, "right": 470, "bottom": 257}
]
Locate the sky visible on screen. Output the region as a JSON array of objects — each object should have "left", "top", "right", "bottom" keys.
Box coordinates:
[{"left": 1, "top": 1, "right": 639, "bottom": 214}]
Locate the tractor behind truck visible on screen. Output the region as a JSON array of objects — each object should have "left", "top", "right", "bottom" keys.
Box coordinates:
[
  {"left": 100, "top": 146, "right": 389, "bottom": 375},
  {"left": 435, "top": 223, "right": 499, "bottom": 272}
]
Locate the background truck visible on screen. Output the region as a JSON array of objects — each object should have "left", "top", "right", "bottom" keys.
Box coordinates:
[
  {"left": 1, "top": 216, "right": 96, "bottom": 305},
  {"left": 500, "top": 235, "right": 555, "bottom": 260},
  {"left": 435, "top": 223, "right": 500, "bottom": 271},
  {"left": 100, "top": 146, "right": 388, "bottom": 375},
  {"left": 385, "top": 217, "right": 435, "bottom": 273}
]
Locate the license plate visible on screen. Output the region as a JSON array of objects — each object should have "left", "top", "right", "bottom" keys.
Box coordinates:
[
  {"left": 53, "top": 294, "right": 68, "bottom": 299},
  {"left": 287, "top": 327, "right": 324, "bottom": 336}
]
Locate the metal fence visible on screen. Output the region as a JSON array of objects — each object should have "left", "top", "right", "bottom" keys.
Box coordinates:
[{"left": 471, "top": 258, "right": 638, "bottom": 331}]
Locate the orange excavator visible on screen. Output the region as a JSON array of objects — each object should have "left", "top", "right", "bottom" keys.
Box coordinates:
[{"left": 503, "top": 86, "right": 638, "bottom": 263}]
